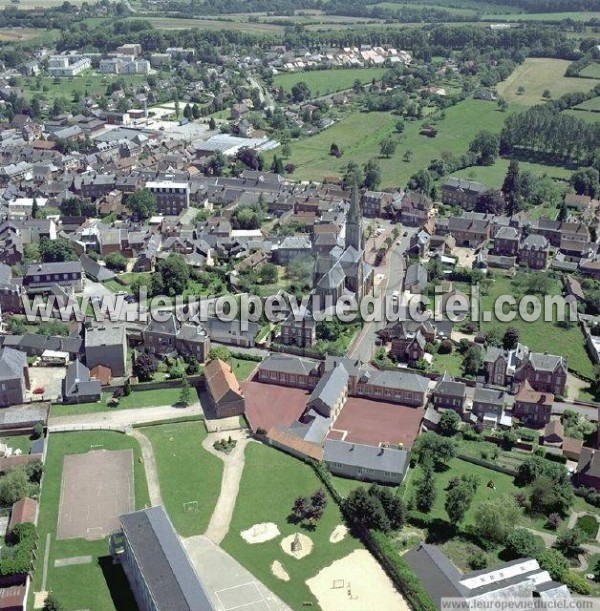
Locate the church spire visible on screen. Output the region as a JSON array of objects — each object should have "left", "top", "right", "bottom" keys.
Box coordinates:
[{"left": 345, "top": 184, "right": 362, "bottom": 251}]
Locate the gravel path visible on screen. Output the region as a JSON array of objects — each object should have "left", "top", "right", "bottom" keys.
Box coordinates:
[
  {"left": 129, "top": 429, "right": 163, "bottom": 507},
  {"left": 202, "top": 431, "right": 251, "bottom": 544}
]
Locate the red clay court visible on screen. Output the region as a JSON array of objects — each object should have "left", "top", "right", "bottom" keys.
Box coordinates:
[
  {"left": 57, "top": 449, "right": 134, "bottom": 541},
  {"left": 327, "top": 397, "right": 424, "bottom": 449},
  {"left": 242, "top": 380, "right": 310, "bottom": 432}
]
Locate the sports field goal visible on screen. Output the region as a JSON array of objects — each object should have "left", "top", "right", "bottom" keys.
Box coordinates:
[
  {"left": 332, "top": 579, "right": 344, "bottom": 589},
  {"left": 90, "top": 444, "right": 104, "bottom": 450},
  {"left": 183, "top": 500, "right": 199, "bottom": 513}
]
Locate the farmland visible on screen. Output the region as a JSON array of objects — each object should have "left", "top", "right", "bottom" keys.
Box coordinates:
[
  {"left": 481, "top": 10, "right": 600, "bottom": 21},
  {"left": 274, "top": 67, "right": 387, "bottom": 97},
  {"left": 274, "top": 98, "right": 515, "bottom": 187},
  {"left": 496, "top": 58, "right": 599, "bottom": 106},
  {"left": 580, "top": 63, "right": 600, "bottom": 80}
]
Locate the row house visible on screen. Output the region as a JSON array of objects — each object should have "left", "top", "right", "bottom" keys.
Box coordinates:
[
  {"left": 532, "top": 218, "right": 588, "bottom": 248},
  {"left": 441, "top": 177, "right": 488, "bottom": 209},
  {"left": 446, "top": 215, "right": 491, "bottom": 247},
  {"left": 514, "top": 352, "right": 568, "bottom": 397},
  {"left": 432, "top": 373, "right": 467, "bottom": 414},
  {"left": 142, "top": 314, "right": 210, "bottom": 361},
  {"left": 512, "top": 380, "right": 554, "bottom": 427},
  {"left": 361, "top": 191, "right": 393, "bottom": 218},
  {"left": 492, "top": 226, "right": 519, "bottom": 257},
  {"left": 518, "top": 234, "right": 549, "bottom": 270},
  {"left": 484, "top": 343, "right": 529, "bottom": 387},
  {"left": 279, "top": 313, "right": 317, "bottom": 348},
  {"left": 399, "top": 191, "right": 433, "bottom": 227},
  {"left": 23, "top": 261, "right": 83, "bottom": 294},
  {"left": 257, "top": 354, "right": 321, "bottom": 389}
]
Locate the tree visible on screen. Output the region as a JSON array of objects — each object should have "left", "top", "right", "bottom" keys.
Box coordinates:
[
  {"left": 127, "top": 188, "right": 156, "bottom": 220},
  {"left": 344, "top": 487, "right": 391, "bottom": 532},
  {"left": 192, "top": 103, "right": 201, "bottom": 119},
  {"left": 236, "top": 148, "right": 262, "bottom": 171},
  {"left": 343, "top": 161, "right": 363, "bottom": 188},
  {"left": 530, "top": 475, "right": 574, "bottom": 516},
  {"left": 571, "top": 167, "right": 599, "bottom": 198},
  {"left": 291, "top": 81, "right": 311, "bottom": 103},
  {"left": 413, "top": 432, "right": 456, "bottom": 467},
  {"left": 415, "top": 462, "right": 437, "bottom": 513},
  {"left": 179, "top": 373, "right": 192, "bottom": 406},
  {"left": 558, "top": 199, "right": 568, "bottom": 222},
  {"left": 505, "top": 528, "right": 545, "bottom": 559},
  {"left": 369, "top": 485, "right": 406, "bottom": 530},
  {"left": 445, "top": 480, "right": 474, "bottom": 524},
  {"left": 363, "top": 159, "right": 381, "bottom": 190},
  {"left": 439, "top": 410, "right": 461, "bottom": 437},
  {"left": 39, "top": 238, "right": 77, "bottom": 263},
  {"left": 408, "top": 169, "right": 433, "bottom": 197},
  {"left": 474, "top": 497, "right": 520, "bottom": 544},
  {"left": 43, "top": 594, "right": 63, "bottom": 611},
  {"left": 0, "top": 467, "right": 28, "bottom": 505},
  {"left": 133, "top": 353, "right": 157, "bottom": 382},
  {"left": 379, "top": 137, "right": 397, "bottom": 159},
  {"left": 330, "top": 143, "right": 341, "bottom": 158},
  {"left": 502, "top": 160, "right": 521, "bottom": 214},
  {"left": 183, "top": 103, "right": 192, "bottom": 120},
  {"left": 395, "top": 120, "right": 405, "bottom": 134},
  {"left": 123, "top": 379, "right": 132, "bottom": 396},
  {"left": 209, "top": 346, "right": 231, "bottom": 362},
  {"left": 208, "top": 117, "right": 216, "bottom": 130},
  {"left": 462, "top": 345, "right": 483, "bottom": 377},
  {"left": 271, "top": 155, "right": 284, "bottom": 175},
  {"left": 154, "top": 254, "right": 190, "bottom": 297},
  {"left": 469, "top": 130, "right": 500, "bottom": 165},
  {"left": 403, "top": 150, "right": 413, "bottom": 162},
  {"left": 554, "top": 528, "right": 584, "bottom": 558},
  {"left": 475, "top": 190, "right": 505, "bottom": 215},
  {"left": 260, "top": 262, "right": 278, "bottom": 285},
  {"left": 104, "top": 252, "right": 127, "bottom": 272},
  {"left": 31, "top": 198, "right": 39, "bottom": 219},
  {"left": 502, "top": 327, "right": 519, "bottom": 350}
]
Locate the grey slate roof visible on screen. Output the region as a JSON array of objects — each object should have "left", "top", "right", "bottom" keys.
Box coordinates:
[
  {"left": 62, "top": 360, "right": 101, "bottom": 400},
  {"left": 527, "top": 352, "right": 566, "bottom": 372},
  {"left": 358, "top": 368, "right": 429, "bottom": 393},
  {"left": 120, "top": 506, "right": 215, "bottom": 611},
  {"left": 308, "top": 364, "right": 348, "bottom": 411},
  {"left": 324, "top": 439, "right": 409, "bottom": 475},
  {"left": 0, "top": 347, "right": 26, "bottom": 381},
  {"left": 473, "top": 387, "right": 504, "bottom": 406}
]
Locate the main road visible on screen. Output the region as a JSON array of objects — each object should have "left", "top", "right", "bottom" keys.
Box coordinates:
[{"left": 349, "top": 224, "right": 417, "bottom": 363}]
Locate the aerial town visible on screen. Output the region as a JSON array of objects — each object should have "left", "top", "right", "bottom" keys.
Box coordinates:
[{"left": 0, "top": 1, "right": 599, "bottom": 610}]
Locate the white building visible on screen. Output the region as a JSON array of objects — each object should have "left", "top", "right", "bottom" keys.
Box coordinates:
[{"left": 48, "top": 55, "right": 91, "bottom": 77}]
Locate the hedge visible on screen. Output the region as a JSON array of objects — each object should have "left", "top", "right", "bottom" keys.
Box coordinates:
[
  {"left": 457, "top": 453, "right": 518, "bottom": 477},
  {"left": 230, "top": 351, "right": 262, "bottom": 362},
  {"left": 544, "top": 451, "right": 567, "bottom": 464},
  {"left": 575, "top": 486, "right": 600, "bottom": 509},
  {"left": 0, "top": 522, "right": 36, "bottom": 577}
]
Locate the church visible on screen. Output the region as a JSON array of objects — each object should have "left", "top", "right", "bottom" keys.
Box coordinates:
[{"left": 313, "top": 186, "right": 374, "bottom": 310}]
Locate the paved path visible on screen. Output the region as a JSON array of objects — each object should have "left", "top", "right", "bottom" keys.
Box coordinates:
[
  {"left": 202, "top": 431, "right": 251, "bottom": 544},
  {"left": 48, "top": 400, "right": 203, "bottom": 430},
  {"left": 524, "top": 527, "right": 600, "bottom": 556},
  {"left": 129, "top": 429, "right": 163, "bottom": 507}
]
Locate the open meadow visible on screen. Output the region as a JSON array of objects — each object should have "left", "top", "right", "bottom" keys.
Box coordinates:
[
  {"left": 496, "top": 58, "right": 599, "bottom": 106},
  {"left": 274, "top": 67, "right": 387, "bottom": 97}
]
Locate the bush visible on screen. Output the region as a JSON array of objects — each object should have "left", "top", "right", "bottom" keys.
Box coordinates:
[
  {"left": 546, "top": 513, "right": 562, "bottom": 530},
  {"left": 438, "top": 340, "right": 453, "bottom": 354},
  {"left": 32, "top": 422, "right": 43, "bottom": 440},
  {"left": 468, "top": 548, "right": 488, "bottom": 570}
]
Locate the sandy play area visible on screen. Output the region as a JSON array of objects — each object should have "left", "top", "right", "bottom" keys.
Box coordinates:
[
  {"left": 280, "top": 533, "right": 313, "bottom": 559},
  {"left": 271, "top": 560, "right": 290, "bottom": 581},
  {"left": 329, "top": 524, "right": 348, "bottom": 543},
  {"left": 306, "top": 549, "right": 409, "bottom": 611},
  {"left": 240, "top": 522, "right": 280, "bottom": 544}
]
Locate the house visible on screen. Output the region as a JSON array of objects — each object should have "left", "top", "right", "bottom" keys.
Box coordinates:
[
  {"left": 388, "top": 324, "right": 426, "bottom": 365},
  {"left": 306, "top": 364, "right": 348, "bottom": 419},
  {"left": 203, "top": 358, "right": 245, "bottom": 419},
  {"left": 513, "top": 380, "right": 554, "bottom": 427},
  {"left": 404, "top": 263, "right": 428, "bottom": 293},
  {"left": 543, "top": 419, "right": 564, "bottom": 445},
  {"left": 519, "top": 234, "right": 549, "bottom": 270},
  {"left": 143, "top": 315, "right": 210, "bottom": 361},
  {"left": 562, "top": 436, "right": 583, "bottom": 461},
  {"left": 361, "top": 191, "right": 392, "bottom": 218},
  {"left": 112, "top": 507, "right": 215, "bottom": 611},
  {"left": 563, "top": 275, "right": 585, "bottom": 303},
  {"left": 257, "top": 354, "right": 321, "bottom": 389},
  {"left": 472, "top": 388, "right": 505, "bottom": 424},
  {"left": 576, "top": 447, "right": 600, "bottom": 490},
  {"left": 8, "top": 497, "right": 38, "bottom": 531},
  {"left": 203, "top": 317, "right": 259, "bottom": 348},
  {"left": 61, "top": 360, "right": 102, "bottom": 404},
  {"left": 514, "top": 352, "right": 567, "bottom": 397},
  {"left": 324, "top": 439, "right": 409, "bottom": 484},
  {"left": 405, "top": 544, "right": 573, "bottom": 610},
  {"left": 441, "top": 177, "right": 488, "bottom": 209},
  {"left": 279, "top": 313, "right": 316, "bottom": 347},
  {"left": 85, "top": 325, "right": 127, "bottom": 377},
  {"left": 23, "top": 261, "right": 84, "bottom": 294},
  {"left": 484, "top": 343, "right": 528, "bottom": 387},
  {"left": 90, "top": 364, "right": 112, "bottom": 386},
  {"left": 492, "top": 226, "right": 519, "bottom": 257},
  {"left": 0, "top": 348, "right": 29, "bottom": 407},
  {"left": 447, "top": 215, "right": 491, "bottom": 247},
  {"left": 399, "top": 191, "right": 432, "bottom": 227},
  {"left": 432, "top": 373, "right": 466, "bottom": 413},
  {"left": 146, "top": 182, "right": 190, "bottom": 216}
]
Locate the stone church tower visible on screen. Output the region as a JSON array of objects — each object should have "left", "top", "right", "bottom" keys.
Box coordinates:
[{"left": 345, "top": 185, "right": 362, "bottom": 252}]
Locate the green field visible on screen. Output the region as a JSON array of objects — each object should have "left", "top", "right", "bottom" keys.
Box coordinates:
[
  {"left": 29, "top": 431, "right": 150, "bottom": 611},
  {"left": 452, "top": 156, "right": 572, "bottom": 189},
  {"left": 479, "top": 274, "right": 595, "bottom": 378},
  {"left": 276, "top": 98, "right": 512, "bottom": 187},
  {"left": 580, "top": 63, "right": 600, "bottom": 80},
  {"left": 482, "top": 11, "right": 600, "bottom": 21},
  {"left": 404, "top": 457, "right": 520, "bottom": 525},
  {"left": 140, "top": 421, "right": 223, "bottom": 537},
  {"left": 131, "top": 16, "right": 287, "bottom": 33},
  {"left": 496, "top": 58, "right": 599, "bottom": 106},
  {"left": 20, "top": 72, "right": 148, "bottom": 104},
  {"left": 221, "top": 443, "right": 362, "bottom": 609},
  {"left": 573, "top": 96, "right": 600, "bottom": 112},
  {"left": 230, "top": 357, "right": 258, "bottom": 382},
  {"left": 274, "top": 67, "right": 387, "bottom": 97},
  {"left": 51, "top": 387, "right": 186, "bottom": 417}
]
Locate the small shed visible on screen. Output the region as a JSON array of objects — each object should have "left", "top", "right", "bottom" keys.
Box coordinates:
[{"left": 41, "top": 350, "right": 69, "bottom": 366}]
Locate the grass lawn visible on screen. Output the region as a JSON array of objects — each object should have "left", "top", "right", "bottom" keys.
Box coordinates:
[
  {"left": 580, "top": 63, "right": 600, "bottom": 80},
  {"left": 273, "top": 67, "right": 387, "bottom": 97},
  {"left": 140, "top": 421, "right": 223, "bottom": 536},
  {"left": 575, "top": 514, "right": 599, "bottom": 540},
  {"left": 28, "top": 431, "right": 150, "bottom": 611},
  {"left": 221, "top": 443, "right": 362, "bottom": 609},
  {"left": 20, "top": 72, "right": 148, "bottom": 104},
  {"left": 0, "top": 434, "right": 33, "bottom": 454},
  {"left": 404, "top": 457, "right": 520, "bottom": 526},
  {"left": 51, "top": 387, "right": 186, "bottom": 417},
  {"left": 129, "top": 15, "right": 287, "bottom": 33},
  {"left": 230, "top": 357, "right": 258, "bottom": 382},
  {"left": 276, "top": 97, "right": 515, "bottom": 188},
  {"left": 452, "top": 156, "right": 572, "bottom": 190},
  {"left": 482, "top": 11, "right": 600, "bottom": 21},
  {"left": 431, "top": 350, "right": 464, "bottom": 377},
  {"left": 478, "top": 274, "right": 595, "bottom": 378},
  {"left": 496, "top": 58, "right": 599, "bottom": 106}
]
